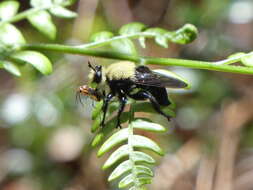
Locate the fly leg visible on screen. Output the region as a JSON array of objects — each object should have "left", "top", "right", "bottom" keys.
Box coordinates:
[
  {"left": 128, "top": 90, "right": 171, "bottom": 121},
  {"left": 101, "top": 93, "right": 114, "bottom": 127},
  {"left": 116, "top": 96, "right": 127, "bottom": 128}
]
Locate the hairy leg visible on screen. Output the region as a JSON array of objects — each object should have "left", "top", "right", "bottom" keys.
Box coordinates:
[
  {"left": 101, "top": 93, "right": 114, "bottom": 127},
  {"left": 116, "top": 96, "right": 128, "bottom": 128},
  {"left": 128, "top": 90, "right": 171, "bottom": 121}
]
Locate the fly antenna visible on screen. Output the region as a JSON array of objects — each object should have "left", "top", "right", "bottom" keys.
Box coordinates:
[{"left": 88, "top": 61, "right": 95, "bottom": 71}]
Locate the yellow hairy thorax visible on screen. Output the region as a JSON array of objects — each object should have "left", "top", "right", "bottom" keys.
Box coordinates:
[
  {"left": 87, "top": 61, "right": 136, "bottom": 95},
  {"left": 106, "top": 61, "right": 136, "bottom": 80}
]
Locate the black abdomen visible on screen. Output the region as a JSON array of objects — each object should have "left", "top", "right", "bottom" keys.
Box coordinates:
[{"left": 141, "top": 85, "right": 171, "bottom": 106}]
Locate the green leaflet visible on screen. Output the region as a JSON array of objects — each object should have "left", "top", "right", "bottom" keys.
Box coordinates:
[
  {"left": 145, "top": 28, "right": 168, "bottom": 48},
  {"left": 91, "top": 101, "right": 103, "bottom": 120},
  {"left": 30, "top": 0, "right": 77, "bottom": 18},
  {"left": 50, "top": 6, "right": 77, "bottom": 18},
  {"left": 169, "top": 24, "right": 198, "bottom": 44},
  {"left": 138, "top": 36, "right": 146, "bottom": 48},
  {"left": 155, "top": 35, "right": 168, "bottom": 48},
  {"left": 91, "top": 115, "right": 101, "bottom": 133},
  {"left": 91, "top": 112, "right": 130, "bottom": 147},
  {"left": 135, "top": 165, "right": 153, "bottom": 177},
  {"left": 92, "top": 101, "right": 120, "bottom": 121},
  {"left": 108, "top": 101, "right": 121, "bottom": 113},
  {"left": 137, "top": 177, "right": 152, "bottom": 186},
  {"left": 241, "top": 52, "right": 253, "bottom": 67},
  {"left": 129, "top": 186, "right": 147, "bottom": 190},
  {"left": 108, "top": 160, "right": 132, "bottom": 181},
  {"left": 103, "top": 144, "right": 129, "bottom": 170},
  {"left": 0, "top": 23, "right": 25, "bottom": 46},
  {"left": 119, "top": 22, "right": 146, "bottom": 35},
  {"left": 0, "top": 0, "right": 19, "bottom": 21},
  {"left": 30, "top": 0, "right": 52, "bottom": 7},
  {"left": 118, "top": 167, "right": 153, "bottom": 189},
  {"left": 28, "top": 10, "right": 56, "bottom": 40},
  {"left": 97, "top": 128, "right": 128, "bottom": 157},
  {"left": 103, "top": 147, "right": 156, "bottom": 170},
  {"left": 131, "top": 151, "right": 155, "bottom": 164},
  {"left": 2, "top": 61, "right": 21, "bottom": 76},
  {"left": 118, "top": 174, "right": 134, "bottom": 188},
  {"left": 91, "top": 101, "right": 121, "bottom": 133},
  {"left": 132, "top": 118, "right": 167, "bottom": 132},
  {"left": 111, "top": 38, "right": 137, "bottom": 56},
  {"left": 54, "top": 0, "right": 77, "bottom": 6},
  {"left": 125, "top": 177, "right": 152, "bottom": 190},
  {"left": 12, "top": 51, "right": 52, "bottom": 75},
  {"left": 132, "top": 135, "right": 164, "bottom": 156},
  {"left": 91, "top": 133, "right": 104, "bottom": 147}
]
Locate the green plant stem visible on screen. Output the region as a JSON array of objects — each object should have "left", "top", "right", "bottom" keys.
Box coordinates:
[
  {"left": 20, "top": 43, "right": 253, "bottom": 75},
  {"left": 78, "top": 32, "right": 153, "bottom": 49},
  {"left": 0, "top": 7, "right": 44, "bottom": 27},
  {"left": 214, "top": 51, "right": 253, "bottom": 65},
  {"left": 128, "top": 104, "right": 139, "bottom": 188}
]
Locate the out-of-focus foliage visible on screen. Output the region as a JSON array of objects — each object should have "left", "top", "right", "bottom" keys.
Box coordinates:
[
  {"left": 0, "top": 0, "right": 77, "bottom": 76},
  {"left": 1, "top": 0, "right": 253, "bottom": 190}
]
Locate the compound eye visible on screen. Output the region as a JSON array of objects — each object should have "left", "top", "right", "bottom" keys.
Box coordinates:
[
  {"left": 95, "top": 65, "right": 102, "bottom": 70},
  {"left": 94, "top": 72, "right": 101, "bottom": 83},
  {"left": 93, "top": 66, "right": 102, "bottom": 83}
]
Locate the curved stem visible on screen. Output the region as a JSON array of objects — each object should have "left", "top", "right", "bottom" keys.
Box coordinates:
[
  {"left": 214, "top": 52, "right": 253, "bottom": 65},
  {"left": 78, "top": 32, "right": 154, "bottom": 49},
  {"left": 20, "top": 43, "right": 253, "bottom": 75},
  {"left": 145, "top": 57, "right": 253, "bottom": 74},
  {"left": 0, "top": 7, "right": 46, "bottom": 27}
]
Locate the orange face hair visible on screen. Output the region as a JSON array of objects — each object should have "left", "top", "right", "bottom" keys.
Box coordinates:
[{"left": 77, "top": 85, "right": 101, "bottom": 103}]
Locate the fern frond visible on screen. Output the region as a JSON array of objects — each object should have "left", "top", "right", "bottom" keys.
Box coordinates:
[{"left": 91, "top": 100, "right": 174, "bottom": 189}]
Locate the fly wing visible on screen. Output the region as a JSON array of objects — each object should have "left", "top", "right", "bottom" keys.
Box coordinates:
[{"left": 134, "top": 66, "right": 188, "bottom": 88}]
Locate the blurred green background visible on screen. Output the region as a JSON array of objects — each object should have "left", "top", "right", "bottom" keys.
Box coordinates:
[{"left": 1, "top": 0, "right": 253, "bottom": 189}]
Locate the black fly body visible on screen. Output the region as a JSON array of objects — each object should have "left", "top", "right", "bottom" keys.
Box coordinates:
[{"left": 82, "top": 61, "right": 188, "bottom": 128}]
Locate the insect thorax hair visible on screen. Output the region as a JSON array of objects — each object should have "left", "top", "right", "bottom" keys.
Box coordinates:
[
  {"left": 88, "top": 62, "right": 138, "bottom": 99},
  {"left": 105, "top": 61, "right": 136, "bottom": 80}
]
